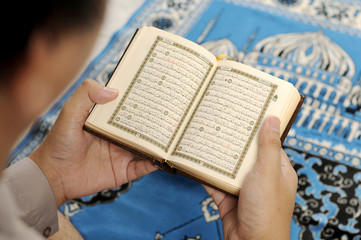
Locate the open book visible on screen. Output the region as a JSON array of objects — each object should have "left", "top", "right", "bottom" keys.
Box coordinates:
[{"left": 84, "top": 26, "right": 304, "bottom": 196}]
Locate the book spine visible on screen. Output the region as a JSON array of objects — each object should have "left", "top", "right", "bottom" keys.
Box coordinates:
[
  {"left": 104, "top": 28, "right": 140, "bottom": 87},
  {"left": 152, "top": 159, "right": 176, "bottom": 175},
  {"left": 280, "top": 94, "right": 306, "bottom": 143}
]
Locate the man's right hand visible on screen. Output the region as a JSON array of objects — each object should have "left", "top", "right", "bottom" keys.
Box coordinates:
[{"left": 204, "top": 116, "right": 298, "bottom": 240}]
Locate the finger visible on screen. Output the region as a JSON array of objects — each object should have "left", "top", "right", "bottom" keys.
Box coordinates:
[
  {"left": 89, "top": 85, "right": 118, "bottom": 105},
  {"left": 256, "top": 116, "right": 282, "bottom": 175},
  {"left": 62, "top": 79, "right": 118, "bottom": 121},
  {"left": 203, "top": 185, "right": 238, "bottom": 219},
  {"left": 65, "top": 79, "right": 118, "bottom": 112},
  {"left": 203, "top": 184, "right": 226, "bottom": 206},
  {"left": 124, "top": 159, "right": 158, "bottom": 183}
]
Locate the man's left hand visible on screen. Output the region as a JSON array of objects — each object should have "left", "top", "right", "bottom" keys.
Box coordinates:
[{"left": 30, "top": 79, "right": 157, "bottom": 206}]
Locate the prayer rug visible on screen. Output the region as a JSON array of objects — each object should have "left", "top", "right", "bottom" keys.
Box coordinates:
[{"left": 10, "top": 0, "right": 361, "bottom": 239}]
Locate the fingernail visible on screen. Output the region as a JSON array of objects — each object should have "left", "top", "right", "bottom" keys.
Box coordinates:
[
  {"left": 267, "top": 117, "right": 280, "bottom": 133},
  {"left": 103, "top": 87, "right": 118, "bottom": 95}
]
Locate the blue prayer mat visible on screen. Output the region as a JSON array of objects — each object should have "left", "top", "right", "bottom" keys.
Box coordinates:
[{"left": 10, "top": 0, "right": 361, "bottom": 239}]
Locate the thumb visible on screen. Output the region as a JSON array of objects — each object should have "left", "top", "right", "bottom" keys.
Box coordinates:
[
  {"left": 256, "top": 116, "right": 282, "bottom": 176},
  {"left": 63, "top": 79, "right": 118, "bottom": 116}
]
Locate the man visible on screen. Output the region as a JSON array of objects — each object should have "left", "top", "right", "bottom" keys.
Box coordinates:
[{"left": 0, "top": 0, "right": 297, "bottom": 239}]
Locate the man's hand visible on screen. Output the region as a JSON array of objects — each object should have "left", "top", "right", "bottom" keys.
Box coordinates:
[
  {"left": 30, "top": 79, "right": 157, "bottom": 206},
  {"left": 204, "top": 117, "right": 298, "bottom": 240}
]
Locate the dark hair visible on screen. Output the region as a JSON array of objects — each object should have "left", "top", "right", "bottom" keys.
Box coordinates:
[{"left": 0, "top": 0, "right": 106, "bottom": 82}]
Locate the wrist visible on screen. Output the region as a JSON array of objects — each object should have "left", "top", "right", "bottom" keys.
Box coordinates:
[{"left": 30, "top": 148, "right": 66, "bottom": 207}]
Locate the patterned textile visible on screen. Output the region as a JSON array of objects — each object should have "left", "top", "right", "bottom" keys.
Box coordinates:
[{"left": 9, "top": 0, "right": 361, "bottom": 239}]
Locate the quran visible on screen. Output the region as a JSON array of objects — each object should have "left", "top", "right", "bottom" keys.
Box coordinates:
[{"left": 84, "top": 26, "right": 304, "bottom": 196}]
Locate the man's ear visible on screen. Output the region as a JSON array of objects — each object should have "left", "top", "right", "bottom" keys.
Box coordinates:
[{"left": 10, "top": 33, "right": 54, "bottom": 119}]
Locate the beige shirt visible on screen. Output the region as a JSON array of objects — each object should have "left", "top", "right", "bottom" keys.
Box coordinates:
[{"left": 1, "top": 158, "right": 59, "bottom": 239}]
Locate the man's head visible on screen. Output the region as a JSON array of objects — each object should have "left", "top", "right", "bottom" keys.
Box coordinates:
[{"left": 0, "top": 0, "right": 106, "bottom": 120}]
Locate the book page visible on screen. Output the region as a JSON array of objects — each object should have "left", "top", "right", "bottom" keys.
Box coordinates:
[
  {"left": 86, "top": 27, "right": 216, "bottom": 158},
  {"left": 171, "top": 63, "right": 278, "bottom": 179},
  {"left": 168, "top": 60, "right": 300, "bottom": 193}
]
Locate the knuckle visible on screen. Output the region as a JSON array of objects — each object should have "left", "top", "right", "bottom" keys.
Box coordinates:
[
  {"left": 81, "top": 79, "right": 92, "bottom": 88},
  {"left": 81, "top": 78, "right": 98, "bottom": 90},
  {"left": 268, "top": 136, "right": 281, "bottom": 149},
  {"left": 259, "top": 131, "right": 281, "bottom": 150},
  {"left": 292, "top": 169, "right": 298, "bottom": 183},
  {"left": 288, "top": 168, "right": 298, "bottom": 190}
]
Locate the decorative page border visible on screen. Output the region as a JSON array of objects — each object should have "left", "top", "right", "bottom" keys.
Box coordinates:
[
  {"left": 107, "top": 36, "right": 213, "bottom": 153},
  {"left": 172, "top": 67, "right": 277, "bottom": 178}
]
